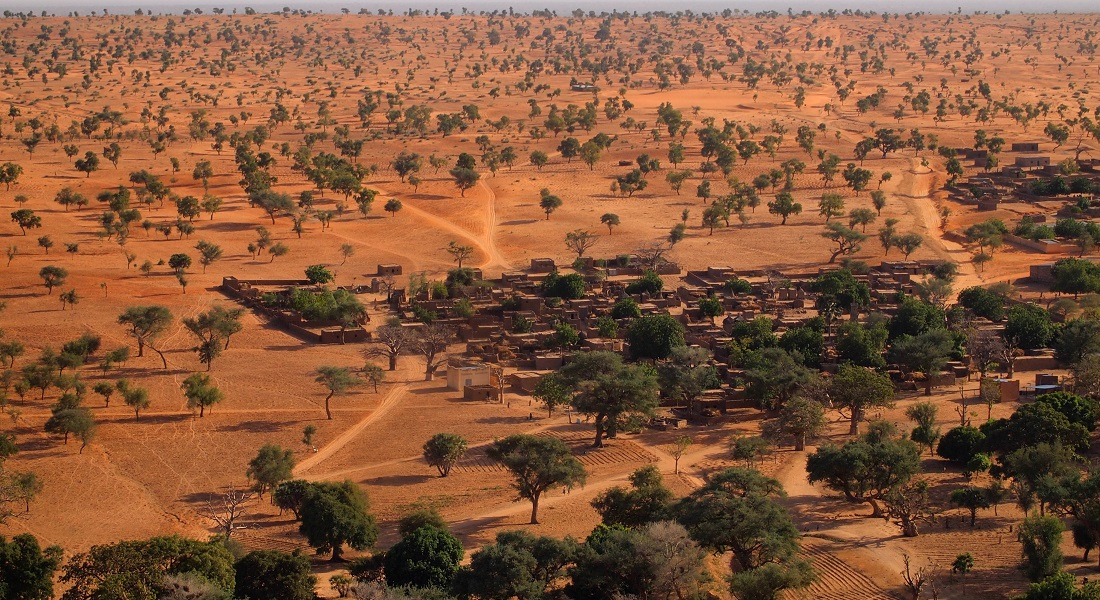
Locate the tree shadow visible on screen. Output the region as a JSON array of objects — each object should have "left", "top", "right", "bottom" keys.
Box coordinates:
[
  {"left": 218, "top": 420, "right": 285, "bottom": 433},
  {"left": 361, "top": 474, "right": 434, "bottom": 486}
]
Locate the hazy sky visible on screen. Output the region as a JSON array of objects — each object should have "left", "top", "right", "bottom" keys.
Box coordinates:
[{"left": 32, "top": 0, "right": 1100, "bottom": 14}]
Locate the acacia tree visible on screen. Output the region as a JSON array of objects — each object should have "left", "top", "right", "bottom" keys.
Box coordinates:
[
  {"left": 422, "top": 433, "right": 468, "bottom": 477},
  {"left": 38, "top": 266, "right": 67, "bottom": 295},
  {"left": 538, "top": 188, "right": 564, "bottom": 220},
  {"left": 600, "top": 213, "right": 620, "bottom": 234},
  {"left": 180, "top": 373, "right": 223, "bottom": 417},
  {"left": 183, "top": 307, "right": 243, "bottom": 371},
  {"left": 487, "top": 434, "right": 586, "bottom": 524},
  {"left": 117, "top": 306, "right": 173, "bottom": 368},
  {"left": 314, "top": 366, "right": 361, "bottom": 420},
  {"left": 246, "top": 444, "right": 295, "bottom": 498}
]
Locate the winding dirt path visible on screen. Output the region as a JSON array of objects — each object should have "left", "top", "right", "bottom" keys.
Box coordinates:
[
  {"left": 893, "top": 157, "right": 983, "bottom": 295},
  {"left": 292, "top": 383, "right": 409, "bottom": 477},
  {"left": 775, "top": 450, "right": 905, "bottom": 599}
]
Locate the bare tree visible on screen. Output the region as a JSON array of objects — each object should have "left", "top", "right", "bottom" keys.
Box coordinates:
[
  {"left": 204, "top": 487, "right": 254, "bottom": 538},
  {"left": 668, "top": 435, "right": 693, "bottom": 474},
  {"left": 901, "top": 554, "right": 935, "bottom": 600},
  {"left": 635, "top": 240, "right": 672, "bottom": 271},
  {"left": 369, "top": 321, "right": 412, "bottom": 370},
  {"left": 966, "top": 329, "right": 1005, "bottom": 380},
  {"left": 445, "top": 241, "right": 475, "bottom": 268},
  {"left": 564, "top": 229, "right": 599, "bottom": 259},
  {"left": 415, "top": 324, "right": 452, "bottom": 381}
]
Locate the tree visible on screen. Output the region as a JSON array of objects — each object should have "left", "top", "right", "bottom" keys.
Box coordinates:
[
  {"left": 564, "top": 229, "right": 599, "bottom": 258},
  {"left": 579, "top": 141, "right": 602, "bottom": 170},
  {"left": 450, "top": 167, "right": 480, "bottom": 196},
  {"left": 806, "top": 433, "right": 922, "bottom": 517},
  {"left": 370, "top": 322, "right": 411, "bottom": 371},
  {"left": 59, "top": 536, "right": 235, "bottom": 600},
  {"left": 0, "top": 162, "right": 22, "bottom": 190},
  {"left": 180, "top": 373, "right": 223, "bottom": 417},
  {"left": 246, "top": 444, "right": 295, "bottom": 498},
  {"left": 194, "top": 240, "right": 222, "bottom": 273},
  {"left": 590, "top": 465, "right": 674, "bottom": 530},
  {"left": 674, "top": 467, "right": 800, "bottom": 572},
  {"left": 958, "top": 286, "right": 1006, "bottom": 321},
  {"left": 562, "top": 352, "right": 660, "bottom": 447},
  {"left": 1004, "top": 303, "right": 1054, "bottom": 350},
  {"left": 657, "top": 346, "right": 720, "bottom": 409},
  {"left": 445, "top": 241, "right": 475, "bottom": 268},
  {"left": 117, "top": 381, "right": 150, "bottom": 421},
  {"left": 234, "top": 550, "right": 316, "bottom": 600},
  {"left": 600, "top": 213, "right": 620, "bottom": 234},
  {"left": 539, "top": 188, "right": 563, "bottom": 219},
  {"left": 567, "top": 521, "right": 713, "bottom": 600},
  {"left": 1018, "top": 515, "right": 1065, "bottom": 582},
  {"left": 392, "top": 151, "right": 423, "bottom": 182},
  {"left": 384, "top": 198, "right": 402, "bottom": 216},
  {"left": 383, "top": 525, "right": 464, "bottom": 589},
  {"left": 10, "top": 209, "right": 42, "bottom": 235},
  {"left": 267, "top": 242, "right": 289, "bottom": 263},
  {"left": 849, "top": 207, "right": 876, "bottom": 232},
  {"left": 168, "top": 253, "right": 192, "bottom": 275},
  {"left": 458, "top": 531, "right": 577, "bottom": 600},
  {"left": 831, "top": 364, "right": 895, "bottom": 435},
  {"left": 37, "top": 266, "right": 67, "bottom": 295},
  {"left": 43, "top": 408, "right": 95, "bottom": 452},
  {"left": 818, "top": 193, "right": 845, "bottom": 221},
  {"left": 906, "top": 401, "right": 941, "bottom": 453},
  {"left": 314, "top": 366, "right": 361, "bottom": 420},
  {"left": 298, "top": 480, "right": 378, "bottom": 561},
  {"left": 530, "top": 150, "right": 549, "bottom": 170},
  {"left": 182, "top": 307, "right": 242, "bottom": 371},
  {"left": 0, "top": 534, "right": 62, "bottom": 600},
  {"left": 422, "top": 433, "right": 468, "bottom": 477},
  {"left": 192, "top": 160, "right": 214, "bottom": 191},
  {"left": 891, "top": 329, "right": 955, "bottom": 396},
  {"left": 883, "top": 479, "right": 935, "bottom": 537},
  {"left": 36, "top": 235, "right": 53, "bottom": 255},
  {"left": 767, "top": 192, "right": 802, "bottom": 224},
  {"left": 775, "top": 396, "right": 827, "bottom": 451},
  {"left": 487, "top": 434, "right": 586, "bottom": 524},
  {"left": 530, "top": 373, "right": 570, "bottom": 418},
  {"left": 625, "top": 315, "right": 685, "bottom": 361},
  {"left": 821, "top": 222, "right": 867, "bottom": 263},
  {"left": 253, "top": 189, "right": 294, "bottom": 224},
  {"left": 74, "top": 151, "right": 99, "bottom": 177},
  {"left": 950, "top": 487, "right": 991, "bottom": 527},
  {"left": 305, "top": 264, "right": 335, "bottom": 285},
  {"left": 1050, "top": 470, "right": 1100, "bottom": 568},
  {"left": 1016, "top": 573, "right": 1100, "bottom": 600},
  {"left": 414, "top": 324, "right": 452, "bottom": 381},
  {"left": 893, "top": 233, "right": 924, "bottom": 260}
]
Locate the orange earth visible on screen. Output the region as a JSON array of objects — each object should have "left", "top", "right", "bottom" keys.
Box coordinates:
[{"left": 0, "top": 9, "right": 1097, "bottom": 598}]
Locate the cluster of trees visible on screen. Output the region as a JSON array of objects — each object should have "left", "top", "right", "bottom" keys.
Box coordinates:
[{"left": 1, "top": 532, "right": 319, "bottom": 600}]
